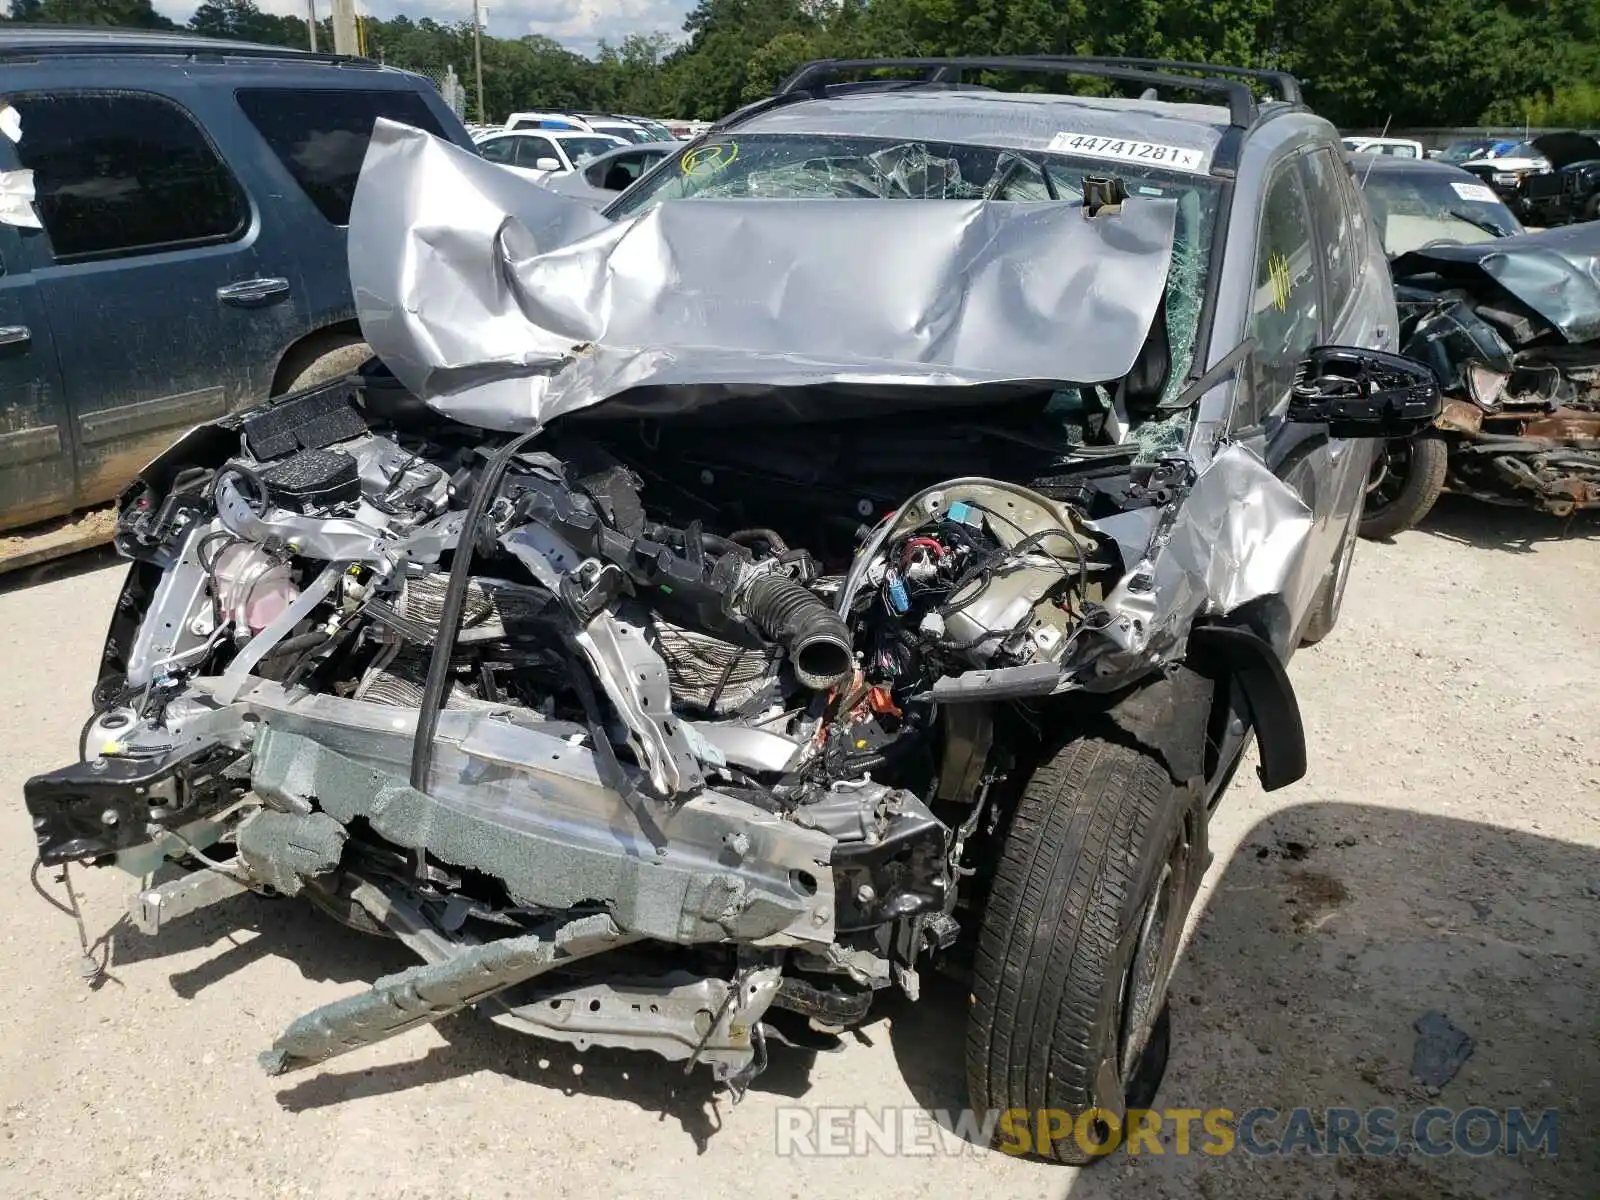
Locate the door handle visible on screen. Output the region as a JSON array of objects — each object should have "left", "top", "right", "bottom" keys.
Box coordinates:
[
  {"left": 0, "top": 324, "right": 29, "bottom": 347},
  {"left": 216, "top": 277, "right": 290, "bottom": 307}
]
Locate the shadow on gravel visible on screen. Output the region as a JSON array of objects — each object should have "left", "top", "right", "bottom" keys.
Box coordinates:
[
  {"left": 1040, "top": 803, "right": 1600, "bottom": 1200},
  {"left": 103, "top": 887, "right": 416, "bottom": 996},
  {"left": 875, "top": 805, "right": 1599, "bottom": 1198},
  {"left": 265, "top": 1012, "right": 789, "bottom": 1152},
  {"left": 0, "top": 544, "right": 121, "bottom": 596},
  {"left": 264, "top": 982, "right": 826, "bottom": 1153},
  {"left": 75, "top": 803, "right": 1600, "bottom": 1187},
  {"left": 99, "top": 871, "right": 824, "bottom": 1152},
  {"left": 1416, "top": 494, "right": 1600, "bottom": 554}
]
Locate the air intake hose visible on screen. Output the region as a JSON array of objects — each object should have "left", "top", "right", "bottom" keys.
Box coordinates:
[{"left": 740, "top": 572, "right": 854, "bottom": 691}]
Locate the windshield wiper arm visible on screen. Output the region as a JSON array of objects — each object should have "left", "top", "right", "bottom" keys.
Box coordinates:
[{"left": 1446, "top": 208, "right": 1506, "bottom": 237}]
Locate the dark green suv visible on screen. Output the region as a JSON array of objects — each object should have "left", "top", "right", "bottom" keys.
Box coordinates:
[{"left": 0, "top": 28, "right": 471, "bottom": 561}]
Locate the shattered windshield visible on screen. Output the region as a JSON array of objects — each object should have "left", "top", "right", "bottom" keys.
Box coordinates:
[
  {"left": 609, "top": 134, "right": 1221, "bottom": 412},
  {"left": 1361, "top": 170, "right": 1523, "bottom": 256}
]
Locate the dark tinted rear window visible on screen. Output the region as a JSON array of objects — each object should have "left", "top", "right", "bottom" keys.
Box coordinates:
[
  {"left": 236, "top": 88, "right": 447, "bottom": 225},
  {"left": 11, "top": 90, "right": 247, "bottom": 261}
]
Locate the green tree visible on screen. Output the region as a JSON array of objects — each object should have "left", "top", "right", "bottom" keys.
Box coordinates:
[
  {"left": 4, "top": 0, "right": 1597, "bottom": 133},
  {"left": 6, "top": 0, "right": 176, "bottom": 28},
  {"left": 189, "top": 0, "right": 308, "bottom": 47}
]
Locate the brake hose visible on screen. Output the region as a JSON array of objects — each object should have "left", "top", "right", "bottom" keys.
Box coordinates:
[{"left": 409, "top": 429, "right": 542, "bottom": 791}]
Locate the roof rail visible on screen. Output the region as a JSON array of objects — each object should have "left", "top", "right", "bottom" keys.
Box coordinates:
[
  {"left": 0, "top": 37, "right": 371, "bottom": 69},
  {"left": 773, "top": 57, "right": 1258, "bottom": 127},
  {"left": 1043, "top": 57, "right": 1304, "bottom": 105}
]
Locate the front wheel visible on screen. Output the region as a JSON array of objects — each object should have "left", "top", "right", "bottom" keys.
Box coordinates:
[
  {"left": 966, "top": 732, "right": 1204, "bottom": 1165},
  {"left": 1359, "top": 433, "right": 1448, "bottom": 539}
]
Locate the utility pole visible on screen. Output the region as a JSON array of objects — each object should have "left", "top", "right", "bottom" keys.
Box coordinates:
[
  {"left": 306, "top": 0, "right": 318, "bottom": 51},
  {"left": 330, "top": 0, "right": 359, "bottom": 56},
  {"left": 472, "top": 0, "right": 487, "bottom": 125}
]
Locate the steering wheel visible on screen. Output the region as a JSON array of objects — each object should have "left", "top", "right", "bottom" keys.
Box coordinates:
[{"left": 1418, "top": 238, "right": 1464, "bottom": 250}]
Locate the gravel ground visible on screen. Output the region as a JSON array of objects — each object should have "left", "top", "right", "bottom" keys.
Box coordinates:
[{"left": 0, "top": 497, "right": 1595, "bottom": 1200}]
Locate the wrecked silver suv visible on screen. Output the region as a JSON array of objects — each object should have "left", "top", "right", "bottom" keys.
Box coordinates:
[{"left": 26, "top": 59, "right": 1439, "bottom": 1163}]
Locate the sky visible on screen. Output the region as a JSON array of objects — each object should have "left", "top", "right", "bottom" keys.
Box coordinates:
[{"left": 150, "top": 0, "right": 695, "bottom": 55}]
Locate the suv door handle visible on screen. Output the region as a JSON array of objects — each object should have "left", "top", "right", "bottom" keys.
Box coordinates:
[
  {"left": 0, "top": 325, "right": 30, "bottom": 347},
  {"left": 216, "top": 277, "right": 290, "bottom": 307}
]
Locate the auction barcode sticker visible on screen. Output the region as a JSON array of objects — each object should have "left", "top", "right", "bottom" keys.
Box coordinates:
[
  {"left": 1450, "top": 181, "right": 1499, "bottom": 204},
  {"left": 1047, "top": 132, "right": 1210, "bottom": 174}
]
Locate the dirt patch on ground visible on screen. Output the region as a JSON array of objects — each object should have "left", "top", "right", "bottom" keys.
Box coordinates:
[
  {"left": 0, "top": 504, "right": 117, "bottom": 579},
  {"left": 1286, "top": 869, "right": 1351, "bottom": 932}
]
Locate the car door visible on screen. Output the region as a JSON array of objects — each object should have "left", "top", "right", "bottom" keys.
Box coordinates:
[
  {"left": 513, "top": 134, "right": 566, "bottom": 177},
  {"left": 231, "top": 85, "right": 463, "bottom": 336},
  {"left": 10, "top": 87, "right": 302, "bottom": 512},
  {"left": 479, "top": 133, "right": 560, "bottom": 181},
  {"left": 1229, "top": 152, "right": 1342, "bottom": 636},
  {"left": 0, "top": 154, "right": 72, "bottom": 532},
  {"left": 1300, "top": 145, "right": 1391, "bottom": 547}
]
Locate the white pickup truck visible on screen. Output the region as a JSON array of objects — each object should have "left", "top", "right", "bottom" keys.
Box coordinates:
[{"left": 1342, "top": 135, "right": 1426, "bottom": 159}]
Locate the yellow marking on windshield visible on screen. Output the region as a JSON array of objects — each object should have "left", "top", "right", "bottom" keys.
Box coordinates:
[
  {"left": 1269, "top": 252, "right": 1292, "bottom": 313},
  {"left": 682, "top": 142, "right": 739, "bottom": 176}
]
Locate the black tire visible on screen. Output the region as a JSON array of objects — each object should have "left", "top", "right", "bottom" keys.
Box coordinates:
[
  {"left": 275, "top": 337, "right": 372, "bottom": 397},
  {"left": 1300, "top": 508, "right": 1359, "bottom": 646},
  {"left": 1583, "top": 192, "right": 1600, "bottom": 223},
  {"left": 966, "top": 732, "right": 1203, "bottom": 1165},
  {"left": 1359, "top": 433, "right": 1448, "bottom": 540}
]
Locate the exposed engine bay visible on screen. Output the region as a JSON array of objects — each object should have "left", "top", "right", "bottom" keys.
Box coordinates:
[
  {"left": 22, "top": 364, "right": 1302, "bottom": 1087},
  {"left": 1393, "top": 228, "right": 1600, "bottom": 513}
]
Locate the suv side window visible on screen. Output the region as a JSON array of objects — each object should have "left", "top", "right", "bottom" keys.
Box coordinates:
[
  {"left": 236, "top": 88, "right": 448, "bottom": 225},
  {"left": 1244, "top": 161, "right": 1322, "bottom": 426},
  {"left": 1301, "top": 148, "right": 1360, "bottom": 320},
  {"left": 10, "top": 91, "right": 247, "bottom": 262},
  {"left": 1334, "top": 155, "right": 1373, "bottom": 270}
]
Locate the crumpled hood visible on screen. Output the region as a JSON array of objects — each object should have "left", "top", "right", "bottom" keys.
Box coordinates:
[
  {"left": 1531, "top": 132, "right": 1600, "bottom": 171},
  {"left": 347, "top": 120, "right": 1179, "bottom": 432},
  {"left": 1390, "top": 220, "right": 1600, "bottom": 344}
]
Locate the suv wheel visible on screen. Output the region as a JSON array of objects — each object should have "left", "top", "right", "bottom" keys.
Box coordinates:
[
  {"left": 967, "top": 731, "right": 1203, "bottom": 1164},
  {"left": 1359, "top": 433, "right": 1448, "bottom": 539}
]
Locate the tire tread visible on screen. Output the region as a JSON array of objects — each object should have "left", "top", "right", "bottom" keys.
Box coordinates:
[
  {"left": 966, "top": 733, "right": 1177, "bottom": 1163},
  {"left": 1359, "top": 433, "right": 1448, "bottom": 539}
]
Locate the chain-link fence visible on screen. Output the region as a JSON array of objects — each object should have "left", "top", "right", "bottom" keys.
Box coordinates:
[{"left": 409, "top": 65, "right": 468, "bottom": 120}]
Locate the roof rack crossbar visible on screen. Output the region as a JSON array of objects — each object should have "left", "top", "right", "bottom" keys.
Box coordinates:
[
  {"left": 0, "top": 41, "right": 368, "bottom": 67},
  {"left": 775, "top": 57, "right": 1258, "bottom": 127},
  {"left": 1045, "top": 57, "right": 1303, "bottom": 105}
]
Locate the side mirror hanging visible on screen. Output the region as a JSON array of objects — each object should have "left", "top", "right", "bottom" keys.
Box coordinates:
[{"left": 1287, "top": 345, "right": 1442, "bottom": 439}]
